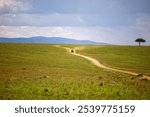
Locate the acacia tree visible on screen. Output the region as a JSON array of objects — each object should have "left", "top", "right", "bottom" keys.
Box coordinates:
[{"left": 135, "top": 38, "right": 146, "bottom": 46}]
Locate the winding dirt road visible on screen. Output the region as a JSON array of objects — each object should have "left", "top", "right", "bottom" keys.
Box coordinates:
[{"left": 55, "top": 45, "right": 150, "bottom": 80}]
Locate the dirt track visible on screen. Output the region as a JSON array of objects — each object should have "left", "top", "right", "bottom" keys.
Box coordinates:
[{"left": 55, "top": 45, "right": 150, "bottom": 80}]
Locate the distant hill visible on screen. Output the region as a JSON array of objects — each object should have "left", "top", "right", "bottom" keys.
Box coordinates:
[{"left": 0, "top": 36, "right": 109, "bottom": 45}]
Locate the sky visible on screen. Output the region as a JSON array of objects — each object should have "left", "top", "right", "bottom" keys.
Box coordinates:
[{"left": 0, "top": 0, "right": 150, "bottom": 45}]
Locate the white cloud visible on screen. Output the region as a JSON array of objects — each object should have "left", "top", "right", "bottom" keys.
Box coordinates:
[
  {"left": 0, "top": 26, "right": 97, "bottom": 39},
  {"left": 0, "top": 26, "right": 134, "bottom": 44},
  {"left": 0, "top": 24, "right": 149, "bottom": 45},
  {"left": 0, "top": 26, "right": 78, "bottom": 38},
  {"left": 0, "top": 0, "right": 31, "bottom": 13}
]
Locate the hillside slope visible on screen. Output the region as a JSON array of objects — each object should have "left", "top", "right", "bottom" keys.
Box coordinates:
[
  {"left": 0, "top": 37, "right": 108, "bottom": 45},
  {"left": 0, "top": 43, "right": 149, "bottom": 99}
]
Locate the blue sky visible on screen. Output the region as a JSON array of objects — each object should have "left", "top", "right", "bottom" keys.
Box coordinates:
[{"left": 0, "top": 0, "right": 150, "bottom": 45}]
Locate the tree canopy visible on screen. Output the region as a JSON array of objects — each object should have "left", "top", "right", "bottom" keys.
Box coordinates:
[{"left": 135, "top": 38, "right": 146, "bottom": 46}]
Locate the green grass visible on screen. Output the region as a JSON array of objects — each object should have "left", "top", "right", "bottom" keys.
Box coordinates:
[
  {"left": 78, "top": 45, "right": 150, "bottom": 76},
  {"left": 0, "top": 43, "right": 150, "bottom": 99}
]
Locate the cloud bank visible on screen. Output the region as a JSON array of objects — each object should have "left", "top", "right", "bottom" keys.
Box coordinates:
[{"left": 0, "top": 0, "right": 150, "bottom": 45}]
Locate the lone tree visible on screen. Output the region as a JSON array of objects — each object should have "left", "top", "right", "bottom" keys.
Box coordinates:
[{"left": 135, "top": 38, "right": 146, "bottom": 46}]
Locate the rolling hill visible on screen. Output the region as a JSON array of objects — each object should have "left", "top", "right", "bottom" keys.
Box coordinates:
[
  {"left": 0, "top": 36, "right": 108, "bottom": 45},
  {"left": 0, "top": 43, "right": 150, "bottom": 99}
]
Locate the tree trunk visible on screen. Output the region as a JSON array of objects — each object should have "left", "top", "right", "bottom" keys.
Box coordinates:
[{"left": 139, "top": 42, "right": 141, "bottom": 46}]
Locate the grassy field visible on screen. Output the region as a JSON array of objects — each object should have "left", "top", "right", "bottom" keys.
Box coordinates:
[
  {"left": 0, "top": 43, "right": 150, "bottom": 99},
  {"left": 78, "top": 45, "right": 150, "bottom": 76}
]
